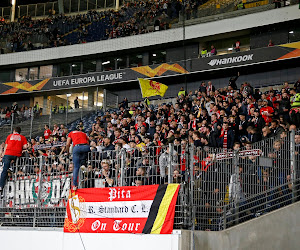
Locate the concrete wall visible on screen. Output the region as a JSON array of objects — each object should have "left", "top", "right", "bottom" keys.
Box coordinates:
[
  {"left": 0, "top": 202, "right": 299, "bottom": 250},
  {"left": 181, "top": 201, "right": 300, "bottom": 250},
  {"left": 0, "top": 228, "right": 181, "bottom": 250},
  {"left": 0, "top": 5, "right": 299, "bottom": 66}
]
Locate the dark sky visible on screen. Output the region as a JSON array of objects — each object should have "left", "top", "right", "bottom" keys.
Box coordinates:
[{"left": 0, "top": 0, "right": 56, "bottom": 7}]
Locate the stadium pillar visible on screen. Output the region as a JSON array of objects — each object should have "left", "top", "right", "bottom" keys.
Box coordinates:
[
  {"left": 43, "top": 96, "right": 48, "bottom": 115},
  {"left": 115, "top": 0, "right": 119, "bottom": 10},
  {"left": 96, "top": 59, "right": 102, "bottom": 72},
  {"left": 10, "top": 0, "right": 16, "bottom": 22},
  {"left": 58, "top": 0, "right": 64, "bottom": 14},
  {"left": 88, "top": 90, "right": 94, "bottom": 109},
  {"left": 142, "top": 52, "right": 149, "bottom": 66}
]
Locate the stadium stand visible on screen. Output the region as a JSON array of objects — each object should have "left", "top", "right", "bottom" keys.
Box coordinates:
[
  {"left": 1, "top": 78, "right": 300, "bottom": 231},
  {"left": 0, "top": 0, "right": 287, "bottom": 54},
  {"left": 0, "top": 1, "right": 300, "bottom": 249}
]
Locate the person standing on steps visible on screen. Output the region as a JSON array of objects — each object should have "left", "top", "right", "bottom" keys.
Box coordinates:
[
  {"left": 0, "top": 127, "right": 27, "bottom": 197},
  {"left": 66, "top": 126, "right": 90, "bottom": 191}
]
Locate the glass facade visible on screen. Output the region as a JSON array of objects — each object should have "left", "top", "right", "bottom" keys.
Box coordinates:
[
  {"left": 82, "top": 60, "right": 97, "bottom": 74},
  {"left": 40, "top": 65, "right": 53, "bottom": 79},
  {"left": 116, "top": 57, "right": 127, "bottom": 69},
  {"left": 28, "top": 67, "right": 39, "bottom": 80},
  {"left": 15, "top": 68, "right": 28, "bottom": 82},
  {"left": 0, "top": 71, "right": 11, "bottom": 83},
  {"left": 129, "top": 54, "right": 143, "bottom": 68},
  {"left": 59, "top": 63, "right": 71, "bottom": 76},
  {"left": 71, "top": 62, "right": 81, "bottom": 75},
  {"left": 149, "top": 50, "right": 166, "bottom": 65},
  {"left": 102, "top": 57, "right": 115, "bottom": 71}
]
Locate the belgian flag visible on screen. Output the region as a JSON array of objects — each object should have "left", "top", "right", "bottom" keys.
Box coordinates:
[{"left": 142, "top": 184, "right": 180, "bottom": 234}]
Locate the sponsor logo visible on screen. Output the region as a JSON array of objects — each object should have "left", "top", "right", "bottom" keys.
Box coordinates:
[
  {"left": 132, "top": 63, "right": 189, "bottom": 77},
  {"left": 1, "top": 79, "right": 50, "bottom": 95},
  {"left": 208, "top": 54, "right": 254, "bottom": 66}
]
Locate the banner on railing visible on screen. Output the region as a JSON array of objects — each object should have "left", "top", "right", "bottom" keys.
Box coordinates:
[
  {"left": 4, "top": 174, "right": 71, "bottom": 208},
  {"left": 33, "top": 142, "right": 66, "bottom": 150},
  {"left": 64, "top": 184, "right": 180, "bottom": 234},
  {"left": 215, "top": 149, "right": 262, "bottom": 160}
]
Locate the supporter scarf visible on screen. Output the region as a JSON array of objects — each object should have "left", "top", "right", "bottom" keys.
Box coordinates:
[
  {"left": 180, "top": 150, "right": 186, "bottom": 172},
  {"left": 188, "top": 119, "right": 197, "bottom": 130},
  {"left": 201, "top": 156, "right": 212, "bottom": 172},
  {"left": 207, "top": 85, "right": 212, "bottom": 96},
  {"left": 113, "top": 136, "right": 120, "bottom": 145},
  {"left": 219, "top": 128, "right": 228, "bottom": 151}
]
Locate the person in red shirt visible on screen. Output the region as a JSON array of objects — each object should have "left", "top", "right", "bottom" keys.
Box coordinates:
[
  {"left": 44, "top": 124, "right": 51, "bottom": 140},
  {"left": 0, "top": 127, "right": 27, "bottom": 195},
  {"left": 66, "top": 126, "right": 90, "bottom": 190},
  {"left": 260, "top": 99, "right": 274, "bottom": 125}
]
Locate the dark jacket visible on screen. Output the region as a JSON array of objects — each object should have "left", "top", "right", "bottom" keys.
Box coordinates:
[{"left": 217, "top": 129, "right": 235, "bottom": 149}]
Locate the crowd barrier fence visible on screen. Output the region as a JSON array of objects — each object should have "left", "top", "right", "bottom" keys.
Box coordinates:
[{"left": 0, "top": 130, "right": 299, "bottom": 230}]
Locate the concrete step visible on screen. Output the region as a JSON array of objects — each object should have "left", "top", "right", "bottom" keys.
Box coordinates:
[{"left": 0, "top": 110, "right": 93, "bottom": 142}]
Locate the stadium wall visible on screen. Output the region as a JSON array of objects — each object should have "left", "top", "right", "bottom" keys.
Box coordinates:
[
  {"left": 186, "top": 201, "right": 300, "bottom": 250},
  {"left": 0, "top": 5, "right": 299, "bottom": 66},
  {"left": 0, "top": 228, "right": 182, "bottom": 250},
  {"left": 1, "top": 201, "right": 300, "bottom": 250}
]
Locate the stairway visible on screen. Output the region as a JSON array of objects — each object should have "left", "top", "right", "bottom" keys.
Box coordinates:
[{"left": 0, "top": 110, "right": 93, "bottom": 142}]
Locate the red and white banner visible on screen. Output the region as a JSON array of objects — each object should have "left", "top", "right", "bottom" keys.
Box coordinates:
[
  {"left": 216, "top": 149, "right": 262, "bottom": 160},
  {"left": 64, "top": 184, "right": 180, "bottom": 234}
]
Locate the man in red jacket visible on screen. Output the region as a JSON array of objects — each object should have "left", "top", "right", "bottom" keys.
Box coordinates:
[
  {"left": 0, "top": 127, "right": 27, "bottom": 196},
  {"left": 44, "top": 124, "right": 51, "bottom": 140},
  {"left": 260, "top": 99, "right": 274, "bottom": 125},
  {"left": 66, "top": 126, "right": 90, "bottom": 190}
]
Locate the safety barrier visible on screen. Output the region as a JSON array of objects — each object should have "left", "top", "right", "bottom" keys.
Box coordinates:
[{"left": 0, "top": 130, "right": 299, "bottom": 230}]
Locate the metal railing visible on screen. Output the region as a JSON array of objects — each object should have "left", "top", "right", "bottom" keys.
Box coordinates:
[
  {"left": 0, "top": 130, "right": 299, "bottom": 230},
  {"left": 18, "top": 2, "right": 59, "bottom": 19}
]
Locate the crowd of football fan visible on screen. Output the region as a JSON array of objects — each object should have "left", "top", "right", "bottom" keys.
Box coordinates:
[
  {"left": 0, "top": 0, "right": 203, "bottom": 53},
  {"left": 1, "top": 76, "right": 300, "bottom": 230},
  {"left": 1, "top": 75, "right": 300, "bottom": 185}
]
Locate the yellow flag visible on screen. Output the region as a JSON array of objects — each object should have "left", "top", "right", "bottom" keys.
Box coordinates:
[{"left": 138, "top": 78, "right": 168, "bottom": 98}]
